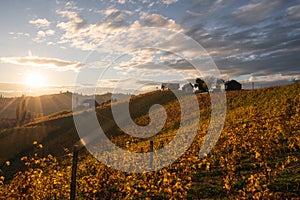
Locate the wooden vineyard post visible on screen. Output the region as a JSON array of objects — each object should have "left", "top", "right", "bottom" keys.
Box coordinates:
[
  {"left": 150, "top": 140, "right": 154, "bottom": 170},
  {"left": 70, "top": 145, "right": 79, "bottom": 200},
  {"left": 107, "top": 155, "right": 110, "bottom": 165}
]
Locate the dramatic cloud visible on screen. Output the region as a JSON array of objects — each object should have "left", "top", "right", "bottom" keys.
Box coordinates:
[
  {"left": 184, "top": 0, "right": 300, "bottom": 82},
  {"left": 4, "top": 0, "right": 299, "bottom": 96},
  {"left": 286, "top": 4, "right": 300, "bottom": 19},
  {"left": 231, "top": 1, "right": 281, "bottom": 25},
  {"left": 0, "top": 56, "right": 82, "bottom": 71},
  {"left": 136, "top": 13, "right": 182, "bottom": 31},
  {"left": 27, "top": 0, "right": 299, "bottom": 88},
  {"left": 29, "top": 18, "right": 51, "bottom": 28},
  {"left": 56, "top": 7, "right": 183, "bottom": 52}
]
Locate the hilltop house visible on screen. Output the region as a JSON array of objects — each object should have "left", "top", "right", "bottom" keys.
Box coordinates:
[
  {"left": 182, "top": 83, "right": 194, "bottom": 93},
  {"left": 225, "top": 80, "right": 242, "bottom": 91},
  {"left": 83, "top": 99, "right": 100, "bottom": 108},
  {"left": 161, "top": 83, "right": 180, "bottom": 91}
]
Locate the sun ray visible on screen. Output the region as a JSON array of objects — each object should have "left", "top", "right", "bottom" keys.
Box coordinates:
[{"left": 0, "top": 98, "right": 18, "bottom": 117}]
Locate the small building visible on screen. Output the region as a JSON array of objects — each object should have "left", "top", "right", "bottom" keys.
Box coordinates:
[
  {"left": 83, "top": 99, "right": 100, "bottom": 108},
  {"left": 225, "top": 80, "right": 242, "bottom": 91},
  {"left": 182, "top": 83, "right": 194, "bottom": 93},
  {"left": 210, "top": 85, "right": 222, "bottom": 93},
  {"left": 161, "top": 83, "right": 180, "bottom": 91}
]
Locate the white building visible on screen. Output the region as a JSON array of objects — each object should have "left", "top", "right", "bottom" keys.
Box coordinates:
[
  {"left": 182, "top": 83, "right": 194, "bottom": 93},
  {"left": 161, "top": 83, "right": 180, "bottom": 91}
]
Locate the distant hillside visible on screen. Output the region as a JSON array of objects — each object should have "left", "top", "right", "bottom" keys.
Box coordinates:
[{"left": 0, "top": 92, "right": 122, "bottom": 119}]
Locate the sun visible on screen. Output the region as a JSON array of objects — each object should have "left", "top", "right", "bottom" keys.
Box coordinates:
[{"left": 25, "top": 72, "right": 46, "bottom": 88}]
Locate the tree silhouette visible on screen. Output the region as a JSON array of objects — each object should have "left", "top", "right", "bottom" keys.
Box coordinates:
[
  {"left": 16, "top": 98, "right": 27, "bottom": 126},
  {"left": 195, "top": 78, "right": 208, "bottom": 92}
]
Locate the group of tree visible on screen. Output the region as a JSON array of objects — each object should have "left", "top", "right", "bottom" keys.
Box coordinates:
[
  {"left": 195, "top": 78, "right": 208, "bottom": 93},
  {"left": 15, "top": 98, "right": 31, "bottom": 126}
]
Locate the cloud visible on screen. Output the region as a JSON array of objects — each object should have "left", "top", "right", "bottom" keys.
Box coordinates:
[
  {"left": 117, "top": 0, "right": 126, "bottom": 4},
  {"left": 0, "top": 56, "right": 83, "bottom": 71},
  {"left": 104, "top": 9, "right": 133, "bottom": 28},
  {"left": 286, "top": 4, "right": 300, "bottom": 19},
  {"left": 114, "top": 0, "right": 178, "bottom": 5},
  {"left": 51, "top": 0, "right": 299, "bottom": 86},
  {"left": 183, "top": 0, "right": 300, "bottom": 81},
  {"left": 33, "top": 29, "right": 56, "bottom": 42},
  {"left": 104, "top": 9, "right": 120, "bottom": 16},
  {"left": 114, "top": 49, "right": 196, "bottom": 72},
  {"left": 9, "top": 32, "right": 30, "bottom": 39},
  {"left": 231, "top": 1, "right": 282, "bottom": 25},
  {"left": 56, "top": 7, "right": 183, "bottom": 51},
  {"left": 241, "top": 73, "right": 299, "bottom": 89},
  {"left": 162, "top": 0, "right": 178, "bottom": 5},
  {"left": 0, "top": 82, "right": 79, "bottom": 97},
  {"left": 29, "top": 18, "right": 56, "bottom": 43},
  {"left": 29, "top": 18, "right": 51, "bottom": 28},
  {"left": 56, "top": 10, "right": 87, "bottom": 31},
  {"left": 136, "top": 13, "right": 182, "bottom": 31}
]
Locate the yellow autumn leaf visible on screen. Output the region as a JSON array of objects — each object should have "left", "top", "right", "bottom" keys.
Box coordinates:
[{"left": 255, "top": 152, "right": 260, "bottom": 159}]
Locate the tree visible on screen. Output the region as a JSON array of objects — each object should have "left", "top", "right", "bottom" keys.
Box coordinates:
[
  {"left": 195, "top": 78, "right": 208, "bottom": 92},
  {"left": 16, "top": 98, "right": 27, "bottom": 126}
]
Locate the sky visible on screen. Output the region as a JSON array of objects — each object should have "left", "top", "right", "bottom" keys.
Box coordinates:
[{"left": 0, "top": 0, "right": 299, "bottom": 97}]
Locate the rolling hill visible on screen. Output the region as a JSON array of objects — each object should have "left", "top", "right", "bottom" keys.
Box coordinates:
[
  {"left": 0, "top": 83, "right": 299, "bottom": 199},
  {"left": 0, "top": 91, "right": 115, "bottom": 119}
]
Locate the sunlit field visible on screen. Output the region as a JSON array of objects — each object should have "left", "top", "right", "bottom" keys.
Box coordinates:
[{"left": 0, "top": 83, "right": 299, "bottom": 199}]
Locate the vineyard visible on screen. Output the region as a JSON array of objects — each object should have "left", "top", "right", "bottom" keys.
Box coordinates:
[{"left": 0, "top": 83, "right": 300, "bottom": 199}]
